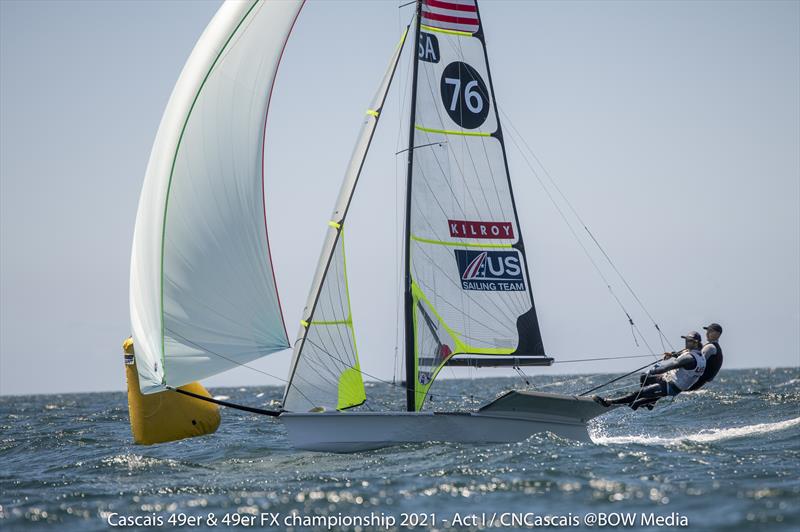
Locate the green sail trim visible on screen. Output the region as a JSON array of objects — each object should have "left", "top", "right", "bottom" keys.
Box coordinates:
[
  {"left": 288, "top": 229, "right": 365, "bottom": 411},
  {"left": 337, "top": 230, "right": 365, "bottom": 409},
  {"left": 337, "top": 367, "right": 366, "bottom": 410},
  {"left": 410, "top": 281, "right": 515, "bottom": 411}
]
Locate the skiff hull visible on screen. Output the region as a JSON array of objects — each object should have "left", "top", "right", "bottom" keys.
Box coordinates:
[{"left": 279, "top": 390, "right": 614, "bottom": 452}]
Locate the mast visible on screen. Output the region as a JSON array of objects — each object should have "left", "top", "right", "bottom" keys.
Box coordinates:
[{"left": 403, "top": 1, "right": 423, "bottom": 412}]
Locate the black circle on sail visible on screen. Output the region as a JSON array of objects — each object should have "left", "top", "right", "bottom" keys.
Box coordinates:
[{"left": 440, "top": 61, "right": 489, "bottom": 130}]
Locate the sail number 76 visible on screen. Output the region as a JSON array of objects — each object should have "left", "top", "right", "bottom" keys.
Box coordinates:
[
  {"left": 444, "top": 78, "right": 483, "bottom": 114},
  {"left": 439, "top": 62, "right": 489, "bottom": 130}
]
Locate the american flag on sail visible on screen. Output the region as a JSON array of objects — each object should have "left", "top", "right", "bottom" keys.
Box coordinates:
[{"left": 421, "top": 0, "right": 480, "bottom": 34}]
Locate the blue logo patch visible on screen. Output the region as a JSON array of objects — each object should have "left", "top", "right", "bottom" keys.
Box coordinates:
[{"left": 454, "top": 250, "right": 526, "bottom": 291}]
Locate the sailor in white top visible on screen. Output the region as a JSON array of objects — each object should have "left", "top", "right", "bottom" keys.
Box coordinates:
[{"left": 595, "top": 331, "right": 706, "bottom": 410}]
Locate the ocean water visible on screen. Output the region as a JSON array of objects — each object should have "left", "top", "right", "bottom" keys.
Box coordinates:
[{"left": 0, "top": 368, "right": 798, "bottom": 531}]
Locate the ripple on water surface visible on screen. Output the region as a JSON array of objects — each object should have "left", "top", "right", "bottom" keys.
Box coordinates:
[{"left": 0, "top": 368, "right": 797, "bottom": 530}]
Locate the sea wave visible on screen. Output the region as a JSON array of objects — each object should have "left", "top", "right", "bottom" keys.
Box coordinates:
[
  {"left": 1, "top": 368, "right": 797, "bottom": 530},
  {"left": 591, "top": 416, "right": 800, "bottom": 446}
]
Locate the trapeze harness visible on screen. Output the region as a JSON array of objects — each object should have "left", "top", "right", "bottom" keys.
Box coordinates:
[
  {"left": 607, "top": 349, "right": 706, "bottom": 408},
  {"left": 688, "top": 341, "right": 723, "bottom": 391},
  {"left": 664, "top": 349, "right": 706, "bottom": 392}
]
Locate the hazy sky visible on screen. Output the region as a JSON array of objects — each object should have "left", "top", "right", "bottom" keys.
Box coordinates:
[{"left": 1, "top": 0, "right": 798, "bottom": 396}]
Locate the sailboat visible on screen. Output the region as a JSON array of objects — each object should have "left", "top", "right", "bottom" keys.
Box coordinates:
[{"left": 129, "top": 0, "right": 615, "bottom": 453}]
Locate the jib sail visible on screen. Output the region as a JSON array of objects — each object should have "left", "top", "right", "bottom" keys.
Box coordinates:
[{"left": 282, "top": 27, "right": 409, "bottom": 412}]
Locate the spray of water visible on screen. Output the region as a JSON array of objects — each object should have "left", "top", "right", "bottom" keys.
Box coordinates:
[{"left": 590, "top": 416, "right": 800, "bottom": 446}]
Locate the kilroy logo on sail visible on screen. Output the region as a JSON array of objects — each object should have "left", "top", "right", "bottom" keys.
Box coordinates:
[
  {"left": 449, "top": 219, "right": 514, "bottom": 239},
  {"left": 454, "top": 250, "right": 525, "bottom": 291}
]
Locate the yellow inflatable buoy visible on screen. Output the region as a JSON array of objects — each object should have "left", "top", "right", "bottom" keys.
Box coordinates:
[{"left": 123, "top": 337, "right": 220, "bottom": 445}]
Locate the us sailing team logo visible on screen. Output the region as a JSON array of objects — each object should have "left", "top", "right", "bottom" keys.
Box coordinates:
[{"left": 454, "top": 250, "right": 525, "bottom": 291}]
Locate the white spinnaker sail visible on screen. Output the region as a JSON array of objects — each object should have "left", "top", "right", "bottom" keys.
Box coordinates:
[
  {"left": 282, "top": 27, "right": 409, "bottom": 412},
  {"left": 130, "top": 0, "right": 304, "bottom": 394},
  {"left": 406, "top": 0, "right": 546, "bottom": 409}
]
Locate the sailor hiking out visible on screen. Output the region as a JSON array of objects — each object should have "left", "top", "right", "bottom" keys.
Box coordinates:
[
  {"left": 594, "top": 331, "right": 706, "bottom": 410},
  {"left": 688, "top": 322, "right": 724, "bottom": 391}
]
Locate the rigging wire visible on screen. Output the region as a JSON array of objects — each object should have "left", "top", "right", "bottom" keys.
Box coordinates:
[
  {"left": 434, "top": 32, "right": 666, "bottom": 360},
  {"left": 171, "top": 325, "right": 664, "bottom": 408},
  {"left": 500, "top": 124, "right": 658, "bottom": 357},
  {"left": 165, "top": 328, "right": 289, "bottom": 384},
  {"left": 513, "top": 365, "right": 531, "bottom": 386},
  {"left": 553, "top": 353, "right": 656, "bottom": 364},
  {"left": 168, "top": 386, "right": 281, "bottom": 417},
  {"left": 434, "top": 25, "right": 677, "bottom": 405},
  {"left": 304, "top": 337, "right": 493, "bottom": 403},
  {"left": 395, "top": 141, "right": 446, "bottom": 155},
  {"left": 178, "top": 10, "right": 677, "bottom": 410},
  {"left": 434, "top": 28, "right": 652, "bottom": 343},
  {"left": 393, "top": 1, "right": 401, "bottom": 386},
  {"left": 164, "top": 328, "right": 323, "bottom": 407},
  {"left": 392, "top": 16, "right": 413, "bottom": 386},
  {"left": 299, "top": 334, "right": 675, "bottom": 405},
  {"left": 578, "top": 360, "right": 660, "bottom": 397},
  {"left": 498, "top": 106, "right": 674, "bottom": 352}
]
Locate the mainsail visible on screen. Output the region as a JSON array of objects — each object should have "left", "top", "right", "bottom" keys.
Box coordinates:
[
  {"left": 282, "top": 27, "right": 410, "bottom": 412},
  {"left": 130, "top": 0, "right": 304, "bottom": 393},
  {"left": 404, "top": 0, "right": 547, "bottom": 410}
]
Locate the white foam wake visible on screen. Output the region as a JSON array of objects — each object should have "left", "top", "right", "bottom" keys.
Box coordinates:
[{"left": 591, "top": 416, "right": 800, "bottom": 446}]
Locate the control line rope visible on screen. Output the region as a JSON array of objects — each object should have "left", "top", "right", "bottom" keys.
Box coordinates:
[{"left": 578, "top": 361, "right": 660, "bottom": 397}]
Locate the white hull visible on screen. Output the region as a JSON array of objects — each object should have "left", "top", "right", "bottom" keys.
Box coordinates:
[
  {"left": 281, "top": 411, "right": 590, "bottom": 452},
  {"left": 280, "top": 391, "right": 613, "bottom": 452}
]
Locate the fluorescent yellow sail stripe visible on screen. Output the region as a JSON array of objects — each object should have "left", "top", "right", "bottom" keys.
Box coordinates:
[
  {"left": 411, "top": 234, "right": 513, "bottom": 249},
  {"left": 337, "top": 230, "right": 365, "bottom": 409},
  {"left": 300, "top": 230, "right": 364, "bottom": 410},
  {"left": 399, "top": 26, "right": 409, "bottom": 45},
  {"left": 411, "top": 282, "right": 516, "bottom": 411},
  {"left": 328, "top": 220, "right": 341, "bottom": 229},
  {"left": 310, "top": 319, "right": 351, "bottom": 326},
  {"left": 337, "top": 368, "right": 364, "bottom": 410},
  {"left": 412, "top": 281, "right": 464, "bottom": 352},
  {"left": 415, "top": 125, "right": 491, "bottom": 137},
  {"left": 412, "top": 282, "right": 514, "bottom": 356},
  {"left": 420, "top": 24, "right": 472, "bottom": 37},
  {"left": 411, "top": 300, "right": 424, "bottom": 410},
  {"left": 366, "top": 109, "right": 379, "bottom": 117}
]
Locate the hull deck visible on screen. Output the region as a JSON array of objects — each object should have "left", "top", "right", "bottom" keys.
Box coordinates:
[{"left": 280, "top": 390, "right": 615, "bottom": 452}]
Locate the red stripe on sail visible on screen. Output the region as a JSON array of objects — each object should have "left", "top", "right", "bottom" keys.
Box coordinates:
[
  {"left": 421, "top": 11, "right": 478, "bottom": 26},
  {"left": 425, "top": 0, "right": 477, "bottom": 13}
]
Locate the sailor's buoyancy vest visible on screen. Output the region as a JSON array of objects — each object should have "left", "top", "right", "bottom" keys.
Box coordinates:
[
  {"left": 702, "top": 341, "right": 723, "bottom": 382},
  {"left": 665, "top": 349, "right": 706, "bottom": 391}
]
